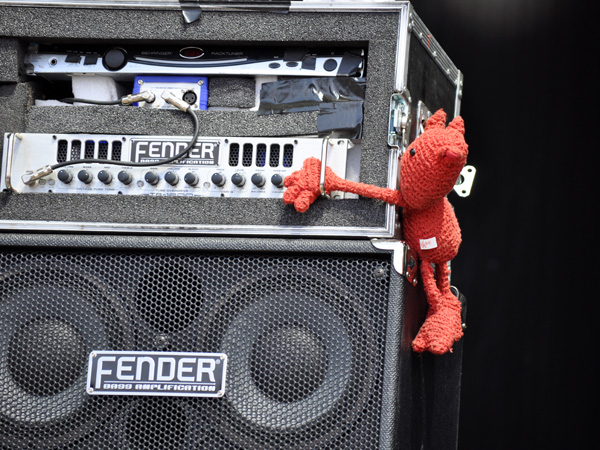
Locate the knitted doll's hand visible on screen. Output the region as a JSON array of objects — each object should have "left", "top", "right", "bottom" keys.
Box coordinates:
[{"left": 283, "top": 157, "right": 322, "bottom": 213}]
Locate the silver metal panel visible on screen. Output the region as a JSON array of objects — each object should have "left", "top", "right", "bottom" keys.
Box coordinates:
[
  {"left": 25, "top": 51, "right": 360, "bottom": 81},
  {"left": 0, "top": 0, "right": 180, "bottom": 9},
  {"left": 394, "top": 3, "right": 411, "bottom": 93},
  {"left": 291, "top": 1, "right": 407, "bottom": 13},
  {"left": 2, "top": 133, "right": 350, "bottom": 199},
  {"left": 0, "top": 219, "right": 395, "bottom": 237},
  {"left": 0, "top": 0, "right": 410, "bottom": 12},
  {"left": 454, "top": 71, "right": 464, "bottom": 117}
]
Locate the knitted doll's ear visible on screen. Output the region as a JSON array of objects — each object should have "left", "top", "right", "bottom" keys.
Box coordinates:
[
  {"left": 425, "top": 109, "right": 447, "bottom": 130},
  {"left": 448, "top": 116, "right": 465, "bottom": 135}
]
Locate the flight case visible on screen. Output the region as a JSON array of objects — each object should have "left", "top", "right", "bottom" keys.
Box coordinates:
[{"left": 0, "top": 2, "right": 466, "bottom": 449}]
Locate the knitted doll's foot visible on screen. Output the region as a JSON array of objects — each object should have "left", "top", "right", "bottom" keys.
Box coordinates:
[{"left": 412, "top": 301, "right": 463, "bottom": 355}]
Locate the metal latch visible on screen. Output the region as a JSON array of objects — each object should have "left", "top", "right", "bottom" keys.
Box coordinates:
[
  {"left": 179, "top": 1, "right": 294, "bottom": 23},
  {"left": 371, "top": 239, "right": 418, "bottom": 285},
  {"left": 415, "top": 100, "right": 432, "bottom": 138},
  {"left": 453, "top": 165, "right": 476, "bottom": 197},
  {"left": 388, "top": 92, "right": 411, "bottom": 150}
]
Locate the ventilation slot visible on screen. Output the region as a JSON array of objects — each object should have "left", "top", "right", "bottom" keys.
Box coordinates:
[
  {"left": 98, "top": 141, "right": 109, "bottom": 160},
  {"left": 111, "top": 141, "right": 122, "bottom": 161},
  {"left": 256, "top": 144, "right": 266, "bottom": 167},
  {"left": 56, "top": 140, "right": 68, "bottom": 163},
  {"left": 283, "top": 144, "right": 294, "bottom": 167},
  {"left": 229, "top": 143, "right": 240, "bottom": 166},
  {"left": 269, "top": 144, "right": 280, "bottom": 167},
  {"left": 70, "top": 140, "right": 81, "bottom": 160},
  {"left": 84, "top": 140, "right": 95, "bottom": 159},
  {"left": 242, "top": 144, "right": 253, "bottom": 167}
]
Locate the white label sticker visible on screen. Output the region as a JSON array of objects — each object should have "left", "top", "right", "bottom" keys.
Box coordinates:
[{"left": 420, "top": 237, "right": 438, "bottom": 250}]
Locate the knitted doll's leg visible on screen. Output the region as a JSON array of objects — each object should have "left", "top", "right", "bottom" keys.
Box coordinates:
[
  {"left": 435, "top": 262, "right": 451, "bottom": 294},
  {"left": 412, "top": 261, "right": 463, "bottom": 354},
  {"left": 421, "top": 261, "right": 442, "bottom": 307},
  {"left": 435, "top": 263, "right": 464, "bottom": 341}
]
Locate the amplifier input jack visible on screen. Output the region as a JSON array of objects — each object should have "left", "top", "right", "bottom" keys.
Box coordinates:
[
  {"left": 121, "top": 91, "right": 156, "bottom": 105},
  {"left": 182, "top": 90, "right": 197, "bottom": 106}
]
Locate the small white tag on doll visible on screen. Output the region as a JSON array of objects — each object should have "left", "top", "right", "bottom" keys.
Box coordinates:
[{"left": 420, "top": 237, "right": 438, "bottom": 250}]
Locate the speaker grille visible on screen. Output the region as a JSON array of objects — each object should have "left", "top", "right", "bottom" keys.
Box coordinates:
[{"left": 0, "top": 249, "right": 392, "bottom": 449}]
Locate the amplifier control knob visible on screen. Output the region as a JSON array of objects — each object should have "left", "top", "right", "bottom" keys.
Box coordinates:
[
  {"left": 144, "top": 171, "right": 159, "bottom": 186},
  {"left": 271, "top": 174, "right": 284, "bottom": 188},
  {"left": 118, "top": 171, "right": 133, "bottom": 185},
  {"left": 77, "top": 170, "right": 93, "bottom": 184},
  {"left": 251, "top": 173, "right": 265, "bottom": 187},
  {"left": 103, "top": 48, "right": 127, "bottom": 71},
  {"left": 98, "top": 170, "right": 112, "bottom": 184},
  {"left": 164, "top": 171, "right": 179, "bottom": 186},
  {"left": 184, "top": 172, "right": 199, "bottom": 186},
  {"left": 231, "top": 173, "right": 245, "bottom": 187},
  {"left": 57, "top": 169, "right": 72, "bottom": 184},
  {"left": 211, "top": 173, "right": 225, "bottom": 187}
]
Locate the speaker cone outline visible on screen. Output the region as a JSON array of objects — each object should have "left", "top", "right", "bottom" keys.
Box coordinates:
[{"left": 0, "top": 254, "right": 133, "bottom": 449}]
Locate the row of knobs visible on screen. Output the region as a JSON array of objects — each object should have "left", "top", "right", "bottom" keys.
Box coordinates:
[{"left": 57, "top": 170, "right": 285, "bottom": 188}]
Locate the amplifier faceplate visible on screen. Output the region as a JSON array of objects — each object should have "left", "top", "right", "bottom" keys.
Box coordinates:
[{"left": 2, "top": 133, "right": 352, "bottom": 199}]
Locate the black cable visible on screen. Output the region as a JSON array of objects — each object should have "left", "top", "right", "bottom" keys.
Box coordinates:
[
  {"left": 50, "top": 109, "right": 200, "bottom": 170},
  {"left": 59, "top": 97, "right": 122, "bottom": 105}
]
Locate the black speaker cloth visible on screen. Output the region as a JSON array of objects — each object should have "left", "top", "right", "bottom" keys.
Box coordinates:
[
  {"left": 0, "top": 249, "right": 392, "bottom": 450},
  {"left": 206, "top": 267, "right": 368, "bottom": 434},
  {"left": 0, "top": 258, "right": 132, "bottom": 448}
]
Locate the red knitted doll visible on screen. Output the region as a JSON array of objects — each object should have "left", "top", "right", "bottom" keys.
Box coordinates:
[{"left": 283, "top": 109, "right": 468, "bottom": 354}]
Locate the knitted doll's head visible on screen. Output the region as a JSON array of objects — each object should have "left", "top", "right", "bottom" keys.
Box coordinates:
[{"left": 400, "top": 109, "right": 468, "bottom": 209}]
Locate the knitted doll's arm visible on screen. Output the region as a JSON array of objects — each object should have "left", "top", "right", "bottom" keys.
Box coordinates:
[
  {"left": 325, "top": 166, "right": 405, "bottom": 207},
  {"left": 283, "top": 157, "right": 405, "bottom": 213}
]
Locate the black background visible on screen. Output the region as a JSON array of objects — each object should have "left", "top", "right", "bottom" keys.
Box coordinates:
[{"left": 411, "top": 1, "right": 594, "bottom": 448}]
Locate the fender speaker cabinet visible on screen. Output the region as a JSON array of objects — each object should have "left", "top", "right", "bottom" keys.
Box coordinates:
[{"left": 0, "top": 1, "right": 466, "bottom": 449}]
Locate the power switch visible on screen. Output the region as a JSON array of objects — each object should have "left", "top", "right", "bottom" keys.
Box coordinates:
[{"left": 103, "top": 48, "right": 127, "bottom": 71}]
